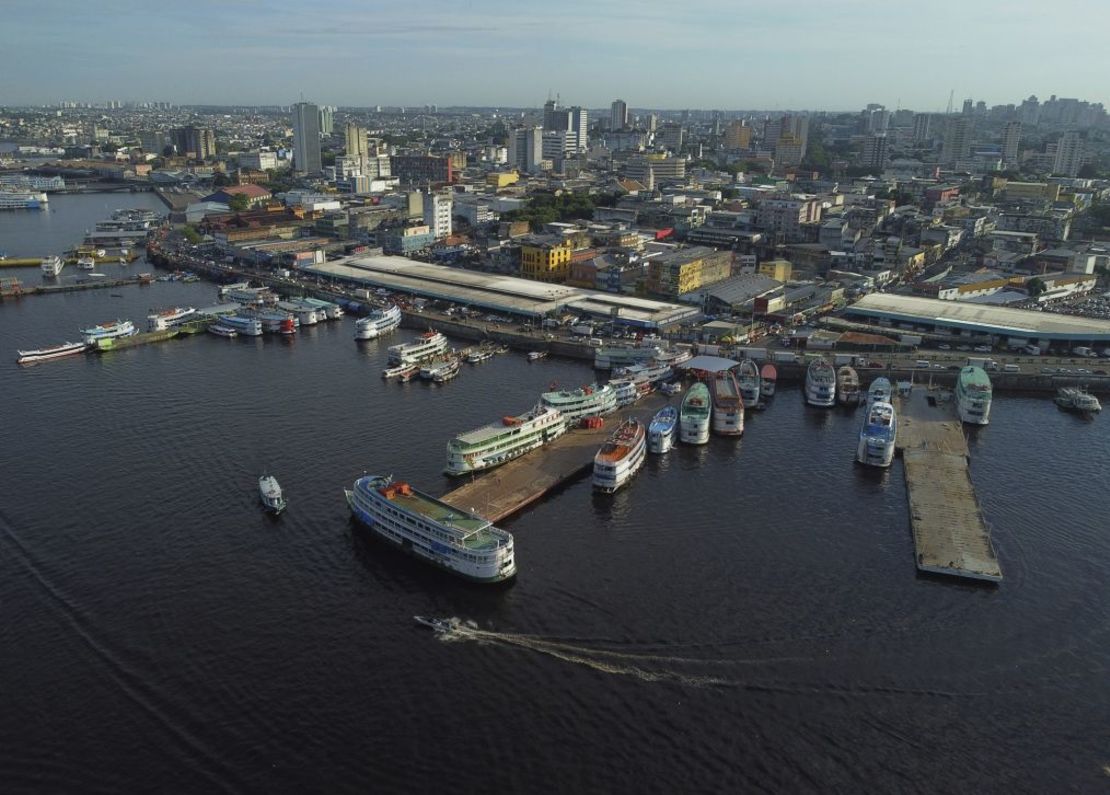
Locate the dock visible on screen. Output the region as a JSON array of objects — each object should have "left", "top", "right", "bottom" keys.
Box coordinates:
[
  {"left": 895, "top": 388, "right": 1002, "bottom": 583},
  {"left": 441, "top": 393, "right": 670, "bottom": 522}
]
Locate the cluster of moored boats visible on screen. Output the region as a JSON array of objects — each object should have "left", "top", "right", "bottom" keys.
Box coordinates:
[{"left": 380, "top": 331, "right": 511, "bottom": 383}]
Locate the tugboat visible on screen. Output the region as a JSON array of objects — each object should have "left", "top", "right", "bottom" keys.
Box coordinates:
[{"left": 259, "top": 474, "right": 287, "bottom": 514}]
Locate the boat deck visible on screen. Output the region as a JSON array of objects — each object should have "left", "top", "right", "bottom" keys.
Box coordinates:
[
  {"left": 442, "top": 394, "right": 669, "bottom": 521},
  {"left": 895, "top": 389, "right": 1002, "bottom": 583},
  {"left": 385, "top": 489, "right": 501, "bottom": 549}
]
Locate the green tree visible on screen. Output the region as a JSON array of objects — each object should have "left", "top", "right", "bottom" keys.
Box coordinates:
[
  {"left": 182, "top": 225, "right": 202, "bottom": 245},
  {"left": 228, "top": 193, "right": 250, "bottom": 213},
  {"left": 1077, "top": 163, "right": 1099, "bottom": 179},
  {"left": 213, "top": 172, "right": 231, "bottom": 187},
  {"left": 1027, "top": 277, "right": 1046, "bottom": 298}
]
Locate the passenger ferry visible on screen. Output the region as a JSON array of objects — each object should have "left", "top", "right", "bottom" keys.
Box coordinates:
[
  {"left": 80, "top": 319, "right": 136, "bottom": 345},
  {"left": 593, "top": 342, "right": 663, "bottom": 370},
  {"left": 540, "top": 383, "right": 618, "bottom": 424},
  {"left": 445, "top": 405, "right": 567, "bottom": 475},
  {"left": 648, "top": 406, "right": 678, "bottom": 454},
  {"left": 679, "top": 382, "right": 711, "bottom": 444},
  {"left": 146, "top": 306, "right": 197, "bottom": 332},
  {"left": 804, "top": 359, "right": 836, "bottom": 407},
  {"left": 16, "top": 340, "right": 87, "bottom": 364},
  {"left": 217, "top": 315, "right": 264, "bottom": 337},
  {"left": 837, "top": 366, "right": 862, "bottom": 406},
  {"left": 431, "top": 358, "right": 461, "bottom": 383},
  {"left": 735, "top": 359, "right": 761, "bottom": 405},
  {"left": 76, "top": 256, "right": 96, "bottom": 270},
  {"left": 388, "top": 330, "right": 448, "bottom": 364},
  {"left": 956, "top": 366, "right": 992, "bottom": 425},
  {"left": 593, "top": 418, "right": 647, "bottom": 493},
  {"left": 867, "top": 376, "right": 893, "bottom": 406},
  {"left": 302, "top": 297, "right": 344, "bottom": 319},
  {"left": 41, "top": 255, "right": 64, "bottom": 277},
  {"left": 709, "top": 370, "right": 745, "bottom": 436},
  {"left": 1054, "top": 387, "right": 1101, "bottom": 415},
  {"left": 345, "top": 475, "right": 516, "bottom": 583},
  {"left": 856, "top": 401, "right": 897, "bottom": 468},
  {"left": 609, "top": 377, "right": 641, "bottom": 407},
  {"left": 420, "top": 357, "right": 458, "bottom": 380},
  {"left": 355, "top": 304, "right": 402, "bottom": 340},
  {"left": 760, "top": 363, "right": 778, "bottom": 397},
  {"left": 613, "top": 362, "right": 673, "bottom": 386},
  {"left": 278, "top": 301, "right": 323, "bottom": 325}
]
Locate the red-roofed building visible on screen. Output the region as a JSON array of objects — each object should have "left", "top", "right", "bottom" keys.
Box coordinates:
[{"left": 202, "top": 184, "right": 272, "bottom": 207}]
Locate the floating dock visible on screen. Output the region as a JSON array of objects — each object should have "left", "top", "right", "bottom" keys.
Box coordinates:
[
  {"left": 895, "top": 388, "right": 1002, "bottom": 583},
  {"left": 441, "top": 393, "right": 670, "bottom": 522}
]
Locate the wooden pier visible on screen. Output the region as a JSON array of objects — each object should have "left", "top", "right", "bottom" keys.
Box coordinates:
[
  {"left": 441, "top": 393, "right": 670, "bottom": 522},
  {"left": 895, "top": 388, "right": 1002, "bottom": 583}
]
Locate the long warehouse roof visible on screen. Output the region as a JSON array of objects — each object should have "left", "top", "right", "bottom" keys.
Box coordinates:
[
  {"left": 846, "top": 293, "right": 1110, "bottom": 340},
  {"left": 304, "top": 255, "right": 699, "bottom": 328}
]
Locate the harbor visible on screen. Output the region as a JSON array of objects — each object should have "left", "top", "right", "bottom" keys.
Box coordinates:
[
  {"left": 441, "top": 393, "right": 670, "bottom": 521},
  {"left": 895, "top": 387, "right": 1003, "bottom": 582}
]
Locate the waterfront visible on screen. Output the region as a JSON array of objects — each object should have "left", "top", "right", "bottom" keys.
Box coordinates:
[{"left": 2, "top": 258, "right": 1109, "bottom": 791}]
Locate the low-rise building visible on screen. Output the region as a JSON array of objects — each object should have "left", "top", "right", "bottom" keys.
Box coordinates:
[
  {"left": 646, "top": 246, "right": 733, "bottom": 297},
  {"left": 519, "top": 234, "right": 574, "bottom": 283}
]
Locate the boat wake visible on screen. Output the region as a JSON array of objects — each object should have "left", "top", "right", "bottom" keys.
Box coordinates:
[{"left": 424, "top": 617, "right": 986, "bottom": 698}]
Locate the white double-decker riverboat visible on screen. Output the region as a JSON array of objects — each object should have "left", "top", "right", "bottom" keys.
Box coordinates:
[
  {"left": 355, "top": 304, "right": 402, "bottom": 340},
  {"left": 540, "top": 383, "right": 617, "bottom": 423},
  {"left": 80, "top": 319, "right": 136, "bottom": 345},
  {"left": 445, "top": 405, "right": 566, "bottom": 476},
  {"left": 805, "top": 358, "right": 837, "bottom": 407},
  {"left": 592, "top": 418, "right": 646, "bottom": 493},
  {"left": 345, "top": 475, "right": 516, "bottom": 584},
  {"left": 388, "top": 330, "right": 448, "bottom": 364}
]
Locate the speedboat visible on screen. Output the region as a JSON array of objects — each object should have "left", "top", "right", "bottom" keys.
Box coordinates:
[
  {"left": 414, "top": 616, "right": 463, "bottom": 633},
  {"left": 259, "top": 474, "right": 287, "bottom": 514},
  {"left": 528, "top": 351, "right": 548, "bottom": 362}
]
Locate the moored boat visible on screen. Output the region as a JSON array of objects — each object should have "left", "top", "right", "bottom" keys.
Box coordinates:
[
  {"left": 956, "top": 366, "right": 992, "bottom": 425},
  {"left": 679, "top": 382, "right": 711, "bottom": 444},
  {"left": 867, "top": 377, "right": 893, "bottom": 406},
  {"left": 259, "top": 475, "right": 287, "bottom": 514},
  {"left": 388, "top": 330, "right": 448, "bottom": 364},
  {"left": 76, "top": 256, "right": 96, "bottom": 270},
  {"left": 527, "top": 350, "right": 548, "bottom": 362},
  {"left": 80, "top": 319, "right": 136, "bottom": 345},
  {"left": 760, "top": 363, "right": 778, "bottom": 397},
  {"left": 609, "top": 377, "right": 641, "bottom": 407},
  {"left": 446, "top": 405, "right": 567, "bottom": 475},
  {"left": 1054, "top": 387, "right": 1101, "bottom": 415},
  {"left": 355, "top": 304, "right": 402, "bottom": 340},
  {"left": 709, "top": 370, "right": 745, "bottom": 436},
  {"left": 466, "top": 348, "right": 494, "bottom": 363},
  {"left": 215, "top": 315, "right": 264, "bottom": 337},
  {"left": 735, "top": 359, "right": 760, "bottom": 405},
  {"left": 16, "top": 340, "right": 88, "bottom": 364},
  {"left": 593, "top": 342, "right": 663, "bottom": 370},
  {"left": 40, "top": 255, "right": 64, "bottom": 277},
  {"left": 432, "top": 358, "right": 461, "bottom": 383},
  {"left": 345, "top": 475, "right": 516, "bottom": 583},
  {"left": 207, "top": 324, "right": 238, "bottom": 338},
  {"left": 648, "top": 405, "right": 678, "bottom": 454},
  {"left": 805, "top": 358, "right": 836, "bottom": 407},
  {"left": 540, "top": 383, "right": 618, "bottom": 423},
  {"left": 146, "top": 306, "right": 197, "bottom": 332},
  {"left": 593, "top": 418, "right": 647, "bottom": 493},
  {"left": 837, "top": 366, "right": 862, "bottom": 406},
  {"left": 856, "top": 401, "right": 897, "bottom": 468}
]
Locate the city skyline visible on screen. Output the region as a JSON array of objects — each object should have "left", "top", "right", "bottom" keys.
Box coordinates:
[{"left": 2, "top": 0, "right": 1109, "bottom": 110}]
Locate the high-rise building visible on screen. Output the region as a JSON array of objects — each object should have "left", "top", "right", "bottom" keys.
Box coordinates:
[
  {"left": 319, "top": 106, "right": 334, "bottom": 136},
  {"left": 1001, "top": 121, "right": 1022, "bottom": 166},
  {"left": 941, "top": 116, "right": 972, "bottom": 166},
  {"left": 860, "top": 133, "right": 889, "bottom": 170},
  {"left": 659, "top": 123, "right": 684, "bottom": 152},
  {"left": 1053, "top": 132, "right": 1085, "bottom": 177},
  {"left": 570, "top": 107, "right": 588, "bottom": 152},
  {"left": 610, "top": 99, "right": 629, "bottom": 131},
  {"left": 292, "top": 101, "right": 322, "bottom": 175},
  {"left": 170, "top": 126, "right": 215, "bottom": 160},
  {"left": 345, "top": 122, "right": 369, "bottom": 171},
  {"left": 962, "top": 98, "right": 974, "bottom": 116},
  {"left": 543, "top": 98, "right": 559, "bottom": 131},
  {"left": 423, "top": 191, "right": 453, "bottom": 239},
  {"left": 139, "top": 129, "right": 166, "bottom": 154},
  {"left": 724, "top": 120, "right": 752, "bottom": 150},
  {"left": 912, "top": 113, "right": 932, "bottom": 144},
  {"left": 508, "top": 126, "right": 543, "bottom": 173}
]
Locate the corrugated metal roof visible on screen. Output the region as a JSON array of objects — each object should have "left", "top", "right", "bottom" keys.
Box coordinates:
[{"left": 676, "top": 355, "right": 739, "bottom": 373}]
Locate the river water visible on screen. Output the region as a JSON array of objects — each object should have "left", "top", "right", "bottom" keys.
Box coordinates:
[{"left": 0, "top": 196, "right": 1108, "bottom": 793}]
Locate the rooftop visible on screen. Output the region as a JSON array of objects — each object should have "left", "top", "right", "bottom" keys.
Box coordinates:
[{"left": 846, "top": 293, "right": 1110, "bottom": 340}]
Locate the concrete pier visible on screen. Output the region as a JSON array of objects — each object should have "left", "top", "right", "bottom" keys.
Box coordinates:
[
  {"left": 895, "top": 388, "right": 1002, "bottom": 583},
  {"left": 441, "top": 393, "right": 670, "bottom": 522}
]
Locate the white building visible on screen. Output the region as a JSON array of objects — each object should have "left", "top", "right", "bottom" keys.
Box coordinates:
[
  {"left": 508, "top": 127, "right": 543, "bottom": 173},
  {"left": 239, "top": 150, "right": 277, "bottom": 171},
  {"left": 1053, "top": 132, "right": 1085, "bottom": 177},
  {"left": 423, "top": 191, "right": 453, "bottom": 239}
]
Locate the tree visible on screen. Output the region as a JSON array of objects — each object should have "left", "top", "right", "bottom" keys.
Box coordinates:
[
  {"left": 1077, "top": 163, "right": 1099, "bottom": 179},
  {"left": 1027, "top": 277, "right": 1046, "bottom": 298},
  {"left": 228, "top": 193, "right": 250, "bottom": 213},
  {"left": 182, "top": 225, "right": 202, "bottom": 245},
  {"left": 213, "top": 172, "right": 231, "bottom": 187}
]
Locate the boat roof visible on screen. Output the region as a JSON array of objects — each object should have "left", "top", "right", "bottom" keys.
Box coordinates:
[
  {"left": 366, "top": 480, "right": 506, "bottom": 550},
  {"left": 960, "top": 366, "right": 993, "bottom": 387},
  {"left": 677, "top": 355, "right": 738, "bottom": 373},
  {"left": 452, "top": 408, "right": 552, "bottom": 445}
]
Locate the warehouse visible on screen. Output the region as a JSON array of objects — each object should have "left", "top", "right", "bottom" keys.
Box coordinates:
[{"left": 844, "top": 293, "right": 1110, "bottom": 346}]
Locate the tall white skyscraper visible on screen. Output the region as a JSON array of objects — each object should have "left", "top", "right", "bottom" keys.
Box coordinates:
[
  {"left": 319, "top": 105, "right": 334, "bottom": 136},
  {"left": 941, "top": 116, "right": 972, "bottom": 166},
  {"left": 610, "top": 99, "right": 628, "bottom": 130},
  {"left": 508, "top": 127, "right": 543, "bottom": 173},
  {"left": 1053, "top": 132, "right": 1085, "bottom": 177},
  {"left": 570, "top": 106, "right": 588, "bottom": 152},
  {"left": 292, "top": 101, "right": 322, "bottom": 175},
  {"left": 1001, "top": 121, "right": 1022, "bottom": 166}
]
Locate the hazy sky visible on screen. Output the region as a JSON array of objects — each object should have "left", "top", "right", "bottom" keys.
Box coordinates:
[{"left": 3, "top": 0, "right": 1108, "bottom": 110}]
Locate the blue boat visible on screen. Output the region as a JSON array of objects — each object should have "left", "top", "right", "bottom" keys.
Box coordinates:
[{"left": 648, "top": 405, "right": 678, "bottom": 454}]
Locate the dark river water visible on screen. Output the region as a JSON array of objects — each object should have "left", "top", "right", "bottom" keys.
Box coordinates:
[{"left": 1, "top": 205, "right": 1108, "bottom": 792}]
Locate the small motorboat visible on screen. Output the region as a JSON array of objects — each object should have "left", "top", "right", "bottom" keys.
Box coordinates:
[
  {"left": 414, "top": 616, "right": 462, "bottom": 633},
  {"left": 527, "top": 351, "right": 548, "bottom": 362},
  {"left": 259, "top": 474, "right": 287, "bottom": 514},
  {"left": 208, "top": 324, "right": 238, "bottom": 338}
]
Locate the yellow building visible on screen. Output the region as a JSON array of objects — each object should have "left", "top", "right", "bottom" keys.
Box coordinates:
[
  {"left": 646, "top": 247, "right": 732, "bottom": 297},
  {"left": 758, "top": 259, "right": 792, "bottom": 281},
  {"left": 724, "top": 120, "right": 752, "bottom": 150},
  {"left": 520, "top": 235, "right": 574, "bottom": 283},
  {"left": 486, "top": 171, "right": 520, "bottom": 189},
  {"left": 1000, "top": 181, "right": 1060, "bottom": 202}
]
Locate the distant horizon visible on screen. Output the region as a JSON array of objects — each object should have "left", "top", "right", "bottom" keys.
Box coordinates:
[{"left": 2, "top": 0, "right": 1108, "bottom": 109}]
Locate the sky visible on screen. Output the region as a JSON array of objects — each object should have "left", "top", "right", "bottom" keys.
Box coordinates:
[{"left": 2, "top": 0, "right": 1108, "bottom": 111}]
